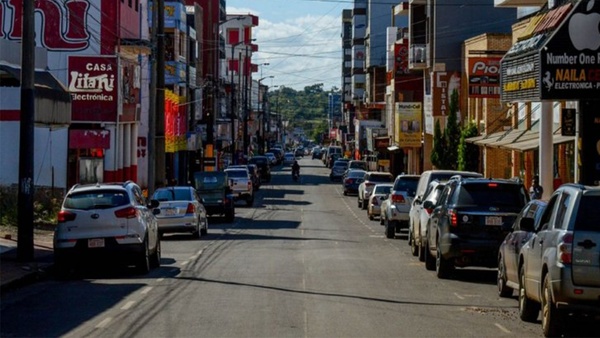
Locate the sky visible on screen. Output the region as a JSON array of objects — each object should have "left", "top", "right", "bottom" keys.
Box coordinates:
[{"left": 226, "top": 0, "right": 352, "bottom": 91}]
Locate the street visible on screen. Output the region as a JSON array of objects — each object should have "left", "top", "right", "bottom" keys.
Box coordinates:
[{"left": 1, "top": 158, "right": 545, "bottom": 337}]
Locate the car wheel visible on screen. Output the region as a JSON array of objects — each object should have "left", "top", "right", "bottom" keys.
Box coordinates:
[
  {"left": 151, "top": 238, "right": 161, "bottom": 268},
  {"left": 136, "top": 238, "right": 151, "bottom": 274},
  {"left": 385, "top": 219, "right": 395, "bottom": 239},
  {"left": 362, "top": 199, "right": 367, "bottom": 210},
  {"left": 418, "top": 242, "right": 426, "bottom": 262},
  {"left": 192, "top": 222, "right": 201, "bottom": 239},
  {"left": 497, "top": 256, "right": 513, "bottom": 298},
  {"left": 225, "top": 209, "right": 235, "bottom": 223},
  {"left": 343, "top": 191, "right": 347, "bottom": 196},
  {"left": 410, "top": 229, "right": 419, "bottom": 257},
  {"left": 542, "top": 274, "right": 563, "bottom": 337},
  {"left": 200, "top": 220, "right": 208, "bottom": 236},
  {"left": 246, "top": 196, "right": 254, "bottom": 207},
  {"left": 53, "top": 256, "right": 72, "bottom": 279},
  {"left": 380, "top": 214, "right": 384, "bottom": 226},
  {"left": 435, "top": 239, "right": 453, "bottom": 279},
  {"left": 358, "top": 198, "right": 362, "bottom": 208},
  {"left": 519, "top": 265, "right": 540, "bottom": 322},
  {"left": 424, "top": 239, "right": 435, "bottom": 271}
]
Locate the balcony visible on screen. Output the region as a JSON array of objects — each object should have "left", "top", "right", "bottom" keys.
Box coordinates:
[
  {"left": 494, "top": 0, "right": 545, "bottom": 7},
  {"left": 409, "top": 44, "right": 427, "bottom": 70}
]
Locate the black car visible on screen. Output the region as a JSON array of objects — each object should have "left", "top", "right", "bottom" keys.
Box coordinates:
[
  {"left": 423, "top": 176, "right": 529, "bottom": 278},
  {"left": 194, "top": 171, "right": 235, "bottom": 222},
  {"left": 497, "top": 199, "right": 547, "bottom": 297},
  {"left": 248, "top": 156, "right": 271, "bottom": 182}
]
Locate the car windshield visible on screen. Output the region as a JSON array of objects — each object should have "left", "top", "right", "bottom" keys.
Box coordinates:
[
  {"left": 195, "top": 172, "right": 227, "bottom": 189},
  {"left": 374, "top": 185, "right": 392, "bottom": 194},
  {"left": 348, "top": 170, "right": 366, "bottom": 178},
  {"left": 226, "top": 170, "right": 247, "bottom": 178},
  {"left": 64, "top": 190, "right": 129, "bottom": 210},
  {"left": 574, "top": 195, "right": 600, "bottom": 231},
  {"left": 249, "top": 157, "right": 268, "bottom": 165},
  {"left": 393, "top": 177, "right": 419, "bottom": 196},
  {"left": 152, "top": 188, "right": 192, "bottom": 202},
  {"left": 333, "top": 161, "right": 348, "bottom": 168},
  {"left": 455, "top": 183, "right": 527, "bottom": 208},
  {"left": 369, "top": 174, "right": 393, "bottom": 182}
]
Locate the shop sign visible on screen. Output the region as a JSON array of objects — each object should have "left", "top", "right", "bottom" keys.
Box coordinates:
[
  {"left": 375, "top": 137, "right": 390, "bottom": 149},
  {"left": 395, "top": 41, "right": 409, "bottom": 76},
  {"left": 431, "top": 71, "right": 460, "bottom": 117},
  {"left": 500, "top": 54, "right": 541, "bottom": 101},
  {"left": 540, "top": 0, "right": 600, "bottom": 100},
  {"left": 468, "top": 57, "right": 501, "bottom": 98},
  {"left": 68, "top": 55, "right": 118, "bottom": 122},
  {"left": 395, "top": 102, "right": 422, "bottom": 148},
  {"left": 561, "top": 108, "right": 576, "bottom": 136}
]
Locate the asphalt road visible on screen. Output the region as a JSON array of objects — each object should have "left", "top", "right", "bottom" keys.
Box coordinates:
[{"left": 1, "top": 158, "right": 551, "bottom": 337}]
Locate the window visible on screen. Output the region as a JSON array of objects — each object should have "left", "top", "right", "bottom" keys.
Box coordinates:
[{"left": 574, "top": 195, "right": 600, "bottom": 231}]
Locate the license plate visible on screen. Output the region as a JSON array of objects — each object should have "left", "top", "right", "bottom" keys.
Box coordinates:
[
  {"left": 485, "top": 216, "right": 502, "bottom": 226},
  {"left": 165, "top": 208, "right": 176, "bottom": 216},
  {"left": 88, "top": 238, "right": 105, "bottom": 248}
]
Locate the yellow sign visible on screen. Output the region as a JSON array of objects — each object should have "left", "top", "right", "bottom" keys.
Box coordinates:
[
  {"left": 503, "top": 78, "right": 536, "bottom": 92},
  {"left": 395, "top": 102, "right": 422, "bottom": 148}
]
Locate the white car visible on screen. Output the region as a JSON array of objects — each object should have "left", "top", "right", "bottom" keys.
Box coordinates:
[
  {"left": 283, "top": 152, "right": 296, "bottom": 165},
  {"left": 409, "top": 181, "right": 445, "bottom": 259},
  {"left": 54, "top": 181, "right": 161, "bottom": 275},
  {"left": 357, "top": 172, "right": 394, "bottom": 210},
  {"left": 367, "top": 184, "right": 393, "bottom": 221},
  {"left": 264, "top": 152, "right": 277, "bottom": 166},
  {"left": 151, "top": 186, "right": 208, "bottom": 239},
  {"left": 379, "top": 174, "right": 420, "bottom": 239}
]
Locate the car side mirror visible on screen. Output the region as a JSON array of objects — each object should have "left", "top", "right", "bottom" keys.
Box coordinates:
[
  {"left": 148, "top": 199, "right": 160, "bottom": 209},
  {"left": 520, "top": 217, "right": 536, "bottom": 232},
  {"left": 422, "top": 200, "right": 434, "bottom": 209}
]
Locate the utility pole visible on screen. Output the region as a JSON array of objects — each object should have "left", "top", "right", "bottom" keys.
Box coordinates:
[
  {"left": 147, "top": 0, "right": 158, "bottom": 195},
  {"left": 243, "top": 45, "right": 250, "bottom": 158},
  {"left": 156, "top": 0, "right": 166, "bottom": 187},
  {"left": 17, "top": 0, "right": 35, "bottom": 261}
]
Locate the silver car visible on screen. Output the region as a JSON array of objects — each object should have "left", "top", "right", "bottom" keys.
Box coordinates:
[
  {"left": 518, "top": 184, "right": 600, "bottom": 337},
  {"left": 367, "top": 183, "right": 393, "bottom": 221},
  {"left": 152, "top": 186, "right": 208, "bottom": 239},
  {"left": 54, "top": 181, "right": 161, "bottom": 275}
]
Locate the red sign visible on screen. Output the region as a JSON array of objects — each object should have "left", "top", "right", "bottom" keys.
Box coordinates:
[
  {"left": 69, "top": 129, "right": 110, "bottom": 149},
  {"left": 394, "top": 42, "right": 409, "bottom": 76},
  {"left": 432, "top": 71, "right": 461, "bottom": 116},
  {"left": 69, "top": 56, "right": 118, "bottom": 122},
  {"left": 468, "top": 57, "right": 501, "bottom": 98}
]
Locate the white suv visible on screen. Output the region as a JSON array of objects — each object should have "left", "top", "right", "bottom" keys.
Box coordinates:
[{"left": 54, "top": 181, "right": 161, "bottom": 275}]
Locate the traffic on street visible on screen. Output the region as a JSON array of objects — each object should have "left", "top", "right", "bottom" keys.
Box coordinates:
[{"left": 3, "top": 156, "right": 597, "bottom": 338}]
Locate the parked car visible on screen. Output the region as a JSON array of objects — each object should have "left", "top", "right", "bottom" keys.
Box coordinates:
[
  {"left": 151, "top": 186, "right": 208, "bottom": 239},
  {"left": 268, "top": 148, "right": 284, "bottom": 164},
  {"left": 348, "top": 160, "right": 367, "bottom": 171},
  {"left": 283, "top": 152, "right": 296, "bottom": 165},
  {"left": 294, "top": 147, "right": 304, "bottom": 157},
  {"left": 326, "top": 153, "right": 342, "bottom": 168},
  {"left": 312, "top": 148, "right": 322, "bottom": 159},
  {"left": 497, "top": 199, "right": 547, "bottom": 297},
  {"left": 264, "top": 152, "right": 277, "bottom": 166},
  {"left": 330, "top": 160, "right": 349, "bottom": 181},
  {"left": 379, "top": 174, "right": 420, "bottom": 239},
  {"left": 357, "top": 171, "right": 394, "bottom": 209},
  {"left": 194, "top": 171, "right": 235, "bottom": 222},
  {"left": 54, "top": 181, "right": 161, "bottom": 275},
  {"left": 342, "top": 169, "right": 367, "bottom": 195},
  {"left": 409, "top": 170, "right": 482, "bottom": 255},
  {"left": 224, "top": 167, "right": 254, "bottom": 206},
  {"left": 518, "top": 184, "right": 600, "bottom": 337},
  {"left": 409, "top": 181, "right": 446, "bottom": 260},
  {"left": 323, "top": 145, "right": 343, "bottom": 166},
  {"left": 367, "top": 183, "right": 393, "bottom": 221},
  {"left": 423, "top": 177, "right": 528, "bottom": 279},
  {"left": 248, "top": 155, "right": 271, "bottom": 182},
  {"left": 229, "top": 164, "right": 260, "bottom": 191}
]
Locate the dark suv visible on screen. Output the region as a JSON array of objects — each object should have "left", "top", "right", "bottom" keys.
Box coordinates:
[
  {"left": 423, "top": 177, "right": 529, "bottom": 278},
  {"left": 248, "top": 156, "right": 271, "bottom": 182}
]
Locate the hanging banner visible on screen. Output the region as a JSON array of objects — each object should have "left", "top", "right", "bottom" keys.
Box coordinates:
[
  {"left": 395, "top": 102, "right": 422, "bottom": 148},
  {"left": 165, "top": 90, "right": 186, "bottom": 153}
]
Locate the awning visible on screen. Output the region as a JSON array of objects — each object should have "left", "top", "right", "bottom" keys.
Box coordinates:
[{"left": 502, "top": 131, "right": 575, "bottom": 152}]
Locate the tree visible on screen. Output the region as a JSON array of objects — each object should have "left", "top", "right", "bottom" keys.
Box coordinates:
[
  {"left": 444, "top": 89, "right": 460, "bottom": 170},
  {"left": 431, "top": 119, "right": 445, "bottom": 169},
  {"left": 458, "top": 122, "right": 480, "bottom": 172}
]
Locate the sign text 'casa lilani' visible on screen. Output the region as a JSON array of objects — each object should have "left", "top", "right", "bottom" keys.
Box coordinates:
[{"left": 68, "top": 56, "right": 119, "bottom": 122}]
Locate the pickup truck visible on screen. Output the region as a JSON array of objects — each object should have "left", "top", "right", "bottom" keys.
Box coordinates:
[
  {"left": 194, "top": 171, "right": 235, "bottom": 222},
  {"left": 224, "top": 168, "right": 254, "bottom": 206}
]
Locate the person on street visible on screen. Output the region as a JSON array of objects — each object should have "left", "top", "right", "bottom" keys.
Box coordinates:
[
  {"left": 529, "top": 175, "right": 544, "bottom": 200},
  {"left": 292, "top": 160, "right": 300, "bottom": 179}
]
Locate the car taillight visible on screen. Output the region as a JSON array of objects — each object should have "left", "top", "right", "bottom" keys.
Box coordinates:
[
  {"left": 248, "top": 181, "right": 252, "bottom": 190},
  {"left": 425, "top": 207, "right": 434, "bottom": 215},
  {"left": 186, "top": 203, "right": 195, "bottom": 214},
  {"left": 391, "top": 194, "right": 405, "bottom": 203},
  {"left": 449, "top": 209, "right": 458, "bottom": 227},
  {"left": 557, "top": 232, "right": 573, "bottom": 264},
  {"left": 57, "top": 210, "right": 76, "bottom": 222},
  {"left": 115, "top": 206, "right": 137, "bottom": 219}
]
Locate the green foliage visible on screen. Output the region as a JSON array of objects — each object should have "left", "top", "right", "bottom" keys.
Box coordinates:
[
  {"left": 0, "top": 186, "right": 63, "bottom": 227},
  {"left": 444, "top": 90, "right": 460, "bottom": 170},
  {"left": 458, "top": 122, "right": 480, "bottom": 172},
  {"left": 431, "top": 119, "right": 445, "bottom": 169}
]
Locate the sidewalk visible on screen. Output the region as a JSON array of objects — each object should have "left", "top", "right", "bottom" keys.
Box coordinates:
[{"left": 0, "top": 234, "right": 55, "bottom": 292}]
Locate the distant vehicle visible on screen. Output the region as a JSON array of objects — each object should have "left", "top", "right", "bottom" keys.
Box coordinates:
[
  {"left": 229, "top": 164, "right": 260, "bottom": 191},
  {"left": 248, "top": 156, "right": 271, "bottom": 182},
  {"left": 224, "top": 167, "right": 254, "bottom": 207},
  {"left": 283, "top": 152, "right": 295, "bottom": 165},
  {"left": 264, "top": 152, "right": 277, "bottom": 166},
  {"left": 380, "top": 174, "right": 420, "bottom": 239},
  {"left": 54, "top": 181, "right": 161, "bottom": 275},
  {"left": 151, "top": 186, "right": 208, "bottom": 239},
  {"left": 497, "top": 199, "right": 547, "bottom": 297},
  {"left": 348, "top": 160, "right": 367, "bottom": 171},
  {"left": 423, "top": 177, "right": 528, "bottom": 279},
  {"left": 357, "top": 172, "right": 394, "bottom": 210},
  {"left": 294, "top": 147, "right": 304, "bottom": 157},
  {"left": 342, "top": 169, "right": 366, "bottom": 196},
  {"left": 312, "top": 148, "right": 322, "bottom": 159},
  {"left": 518, "top": 184, "right": 600, "bottom": 337},
  {"left": 367, "top": 183, "right": 393, "bottom": 221},
  {"left": 194, "top": 171, "right": 235, "bottom": 222},
  {"left": 329, "top": 160, "right": 349, "bottom": 181}
]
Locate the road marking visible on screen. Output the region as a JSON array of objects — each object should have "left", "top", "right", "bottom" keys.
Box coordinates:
[
  {"left": 180, "top": 260, "right": 189, "bottom": 266},
  {"left": 196, "top": 249, "right": 204, "bottom": 256},
  {"left": 141, "top": 287, "right": 153, "bottom": 295},
  {"left": 95, "top": 317, "right": 112, "bottom": 328},
  {"left": 454, "top": 292, "right": 465, "bottom": 300},
  {"left": 369, "top": 235, "right": 385, "bottom": 238},
  {"left": 156, "top": 278, "right": 165, "bottom": 282},
  {"left": 494, "top": 323, "right": 511, "bottom": 334},
  {"left": 121, "top": 301, "right": 136, "bottom": 310}
]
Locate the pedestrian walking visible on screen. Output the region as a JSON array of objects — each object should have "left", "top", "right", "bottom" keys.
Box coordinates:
[{"left": 529, "top": 175, "right": 544, "bottom": 200}]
